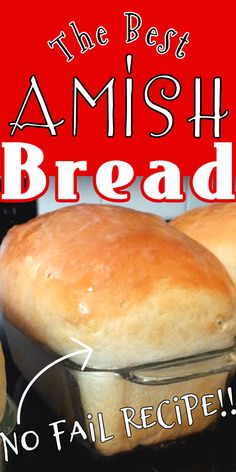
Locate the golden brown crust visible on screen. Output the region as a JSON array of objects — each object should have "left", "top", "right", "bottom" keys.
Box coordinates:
[
  {"left": 0, "top": 344, "right": 6, "bottom": 422},
  {"left": 0, "top": 204, "right": 236, "bottom": 369},
  {"left": 171, "top": 203, "right": 236, "bottom": 286}
]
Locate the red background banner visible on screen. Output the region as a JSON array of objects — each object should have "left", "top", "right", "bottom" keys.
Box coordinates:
[{"left": 1, "top": 0, "right": 235, "bottom": 176}]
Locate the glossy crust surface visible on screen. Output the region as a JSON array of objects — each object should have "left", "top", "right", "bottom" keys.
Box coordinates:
[
  {"left": 171, "top": 203, "right": 236, "bottom": 285},
  {"left": 0, "top": 204, "right": 236, "bottom": 369}
]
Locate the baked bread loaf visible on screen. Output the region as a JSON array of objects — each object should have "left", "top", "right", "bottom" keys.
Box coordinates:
[
  {"left": 0, "top": 204, "right": 236, "bottom": 369},
  {"left": 0, "top": 344, "right": 6, "bottom": 423},
  {"left": 171, "top": 203, "right": 236, "bottom": 286},
  {"left": 1, "top": 204, "right": 236, "bottom": 455}
]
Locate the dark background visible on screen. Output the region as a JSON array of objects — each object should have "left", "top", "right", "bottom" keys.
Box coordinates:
[{"left": 0, "top": 203, "right": 37, "bottom": 242}]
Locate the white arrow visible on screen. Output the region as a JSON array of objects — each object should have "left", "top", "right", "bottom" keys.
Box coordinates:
[{"left": 16, "top": 337, "right": 93, "bottom": 425}]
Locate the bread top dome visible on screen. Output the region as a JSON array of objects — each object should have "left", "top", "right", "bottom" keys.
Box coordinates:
[
  {"left": 0, "top": 204, "right": 235, "bottom": 369},
  {"left": 171, "top": 203, "right": 236, "bottom": 286}
]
